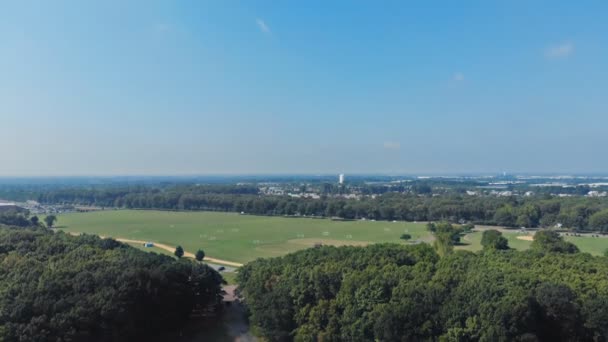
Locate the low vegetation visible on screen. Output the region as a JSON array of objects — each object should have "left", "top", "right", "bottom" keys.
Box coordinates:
[{"left": 57, "top": 210, "right": 428, "bottom": 264}]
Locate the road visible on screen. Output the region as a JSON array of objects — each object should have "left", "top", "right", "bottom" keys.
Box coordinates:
[{"left": 67, "top": 232, "right": 244, "bottom": 267}]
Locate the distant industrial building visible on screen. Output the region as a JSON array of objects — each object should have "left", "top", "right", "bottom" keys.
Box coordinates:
[
  {"left": 339, "top": 174, "right": 345, "bottom": 184},
  {"left": 0, "top": 200, "right": 19, "bottom": 212}
]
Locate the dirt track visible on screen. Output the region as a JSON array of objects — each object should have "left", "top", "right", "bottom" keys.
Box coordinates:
[{"left": 68, "top": 232, "right": 243, "bottom": 267}]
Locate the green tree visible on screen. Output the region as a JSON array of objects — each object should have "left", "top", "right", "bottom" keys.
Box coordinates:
[
  {"left": 400, "top": 233, "right": 412, "bottom": 240},
  {"left": 30, "top": 215, "right": 39, "bottom": 226},
  {"left": 174, "top": 245, "right": 184, "bottom": 258},
  {"left": 494, "top": 205, "right": 516, "bottom": 227},
  {"left": 480, "top": 229, "right": 509, "bottom": 250},
  {"left": 433, "top": 232, "right": 454, "bottom": 257},
  {"left": 195, "top": 249, "right": 205, "bottom": 262},
  {"left": 589, "top": 209, "right": 608, "bottom": 232},
  {"left": 531, "top": 230, "right": 579, "bottom": 254},
  {"left": 44, "top": 215, "right": 57, "bottom": 228}
]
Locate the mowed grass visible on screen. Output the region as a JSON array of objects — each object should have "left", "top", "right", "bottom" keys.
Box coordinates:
[
  {"left": 57, "top": 210, "right": 428, "bottom": 264},
  {"left": 460, "top": 230, "right": 608, "bottom": 256},
  {"left": 564, "top": 236, "right": 608, "bottom": 256},
  {"left": 459, "top": 231, "right": 533, "bottom": 252}
]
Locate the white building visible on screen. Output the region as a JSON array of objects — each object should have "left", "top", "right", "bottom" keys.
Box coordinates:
[{"left": 339, "top": 174, "right": 345, "bottom": 184}]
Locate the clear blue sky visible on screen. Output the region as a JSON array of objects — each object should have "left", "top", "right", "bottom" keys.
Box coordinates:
[{"left": 1, "top": 1, "right": 607, "bottom": 175}]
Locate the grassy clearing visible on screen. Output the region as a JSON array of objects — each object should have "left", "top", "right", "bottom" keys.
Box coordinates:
[
  {"left": 56, "top": 210, "right": 608, "bottom": 265},
  {"left": 459, "top": 230, "right": 608, "bottom": 256},
  {"left": 564, "top": 236, "right": 608, "bottom": 256},
  {"left": 57, "top": 210, "right": 428, "bottom": 264},
  {"left": 458, "top": 230, "right": 533, "bottom": 252}
]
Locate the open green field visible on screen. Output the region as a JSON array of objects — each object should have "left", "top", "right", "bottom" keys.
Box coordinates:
[
  {"left": 459, "top": 230, "right": 608, "bottom": 256},
  {"left": 459, "top": 231, "right": 534, "bottom": 252},
  {"left": 56, "top": 210, "right": 608, "bottom": 264},
  {"left": 57, "top": 210, "right": 428, "bottom": 264}
]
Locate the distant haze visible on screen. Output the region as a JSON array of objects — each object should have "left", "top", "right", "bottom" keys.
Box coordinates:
[{"left": 1, "top": 1, "right": 607, "bottom": 176}]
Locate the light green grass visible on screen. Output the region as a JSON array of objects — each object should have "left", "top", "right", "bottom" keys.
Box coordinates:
[
  {"left": 458, "top": 231, "right": 533, "bottom": 252},
  {"left": 57, "top": 210, "right": 428, "bottom": 264},
  {"left": 459, "top": 230, "right": 608, "bottom": 256},
  {"left": 564, "top": 236, "right": 608, "bottom": 256}
]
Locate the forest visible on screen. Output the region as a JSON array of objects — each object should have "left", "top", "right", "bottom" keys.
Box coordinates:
[
  {"left": 237, "top": 231, "right": 608, "bottom": 341},
  {"left": 0, "top": 223, "right": 224, "bottom": 341},
  {"left": 19, "top": 185, "right": 608, "bottom": 231}
]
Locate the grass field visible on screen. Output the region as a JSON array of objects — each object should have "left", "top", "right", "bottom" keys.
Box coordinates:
[
  {"left": 56, "top": 210, "right": 608, "bottom": 264},
  {"left": 459, "top": 230, "right": 608, "bottom": 256},
  {"left": 57, "top": 210, "right": 428, "bottom": 264},
  {"left": 458, "top": 231, "right": 534, "bottom": 252}
]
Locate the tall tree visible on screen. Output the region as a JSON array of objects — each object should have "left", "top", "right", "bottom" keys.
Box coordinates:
[
  {"left": 44, "top": 215, "right": 57, "bottom": 228},
  {"left": 195, "top": 249, "right": 205, "bottom": 262},
  {"left": 589, "top": 209, "right": 608, "bottom": 232},
  {"left": 174, "top": 245, "right": 184, "bottom": 259},
  {"left": 481, "top": 230, "right": 509, "bottom": 250},
  {"left": 531, "top": 230, "right": 579, "bottom": 254}
]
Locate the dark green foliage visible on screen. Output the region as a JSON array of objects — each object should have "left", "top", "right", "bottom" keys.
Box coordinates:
[
  {"left": 589, "top": 209, "right": 608, "bottom": 232},
  {"left": 195, "top": 249, "right": 205, "bottom": 262},
  {"left": 400, "top": 233, "right": 411, "bottom": 240},
  {"left": 0, "top": 210, "right": 31, "bottom": 227},
  {"left": 239, "top": 240, "right": 608, "bottom": 341},
  {"left": 30, "top": 215, "right": 39, "bottom": 226},
  {"left": 480, "top": 229, "right": 509, "bottom": 250},
  {"left": 428, "top": 222, "right": 462, "bottom": 256},
  {"left": 174, "top": 245, "right": 184, "bottom": 258},
  {"left": 44, "top": 214, "right": 57, "bottom": 228},
  {"left": 494, "top": 204, "right": 517, "bottom": 227},
  {"left": 0, "top": 225, "right": 224, "bottom": 341},
  {"left": 531, "top": 230, "right": 579, "bottom": 254}
]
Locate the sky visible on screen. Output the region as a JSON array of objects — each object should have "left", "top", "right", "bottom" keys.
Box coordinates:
[{"left": 1, "top": 0, "right": 607, "bottom": 176}]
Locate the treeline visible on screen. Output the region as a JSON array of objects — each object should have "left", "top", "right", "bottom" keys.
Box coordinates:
[
  {"left": 29, "top": 185, "right": 608, "bottom": 231},
  {"left": 238, "top": 233, "right": 608, "bottom": 341},
  {"left": 0, "top": 225, "right": 224, "bottom": 341},
  {"left": 0, "top": 209, "right": 33, "bottom": 227}
]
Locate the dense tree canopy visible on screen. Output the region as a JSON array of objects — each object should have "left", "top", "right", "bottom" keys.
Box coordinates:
[
  {"left": 238, "top": 234, "right": 608, "bottom": 341},
  {"left": 480, "top": 229, "right": 509, "bottom": 250},
  {"left": 589, "top": 209, "right": 608, "bottom": 232},
  {"left": 0, "top": 225, "right": 224, "bottom": 341}
]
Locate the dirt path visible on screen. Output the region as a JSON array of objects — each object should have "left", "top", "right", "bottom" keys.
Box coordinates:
[
  {"left": 222, "top": 285, "right": 257, "bottom": 342},
  {"left": 67, "top": 232, "right": 243, "bottom": 267}
]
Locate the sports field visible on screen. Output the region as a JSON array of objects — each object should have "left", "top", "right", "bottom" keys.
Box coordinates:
[{"left": 57, "top": 210, "right": 429, "bottom": 264}]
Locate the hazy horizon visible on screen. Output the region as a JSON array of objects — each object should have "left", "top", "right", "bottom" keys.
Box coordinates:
[{"left": 2, "top": 1, "right": 607, "bottom": 176}]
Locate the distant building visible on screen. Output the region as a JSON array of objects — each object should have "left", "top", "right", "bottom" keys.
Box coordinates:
[
  {"left": 588, "top": 191, "right": 608, "bottom": 197},
  {"left": 0, "top": 201, "right": 18, "bottom": 212},
  {"left": 339, "top": 174, "right": 345, "bottom": 184}
]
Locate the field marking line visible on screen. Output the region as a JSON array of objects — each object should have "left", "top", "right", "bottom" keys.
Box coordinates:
[{"left": 67, "top": 232, "right": 244, "bottom": 267}]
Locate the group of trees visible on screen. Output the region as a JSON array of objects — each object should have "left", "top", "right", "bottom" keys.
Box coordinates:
[
  {"left": 22, "top": 185, "right": 608, "bottom": 231},
  {"left": 0, "top": 209, "right": 56, "bottom": 229},
  {"left": 238, "top": 233, "right": 608, "bottom": 341},
  {"left": 0, "top": 224, "right": 224, "bottom": 341}
]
